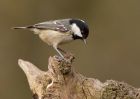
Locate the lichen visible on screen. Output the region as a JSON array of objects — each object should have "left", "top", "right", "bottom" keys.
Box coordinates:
[{"left": 102, "top": 80, "right": 140, "bottom": 99}]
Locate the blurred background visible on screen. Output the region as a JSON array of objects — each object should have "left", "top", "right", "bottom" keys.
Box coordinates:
[{"left": 1, "top": 0, "right": 140, "bottom": 98}]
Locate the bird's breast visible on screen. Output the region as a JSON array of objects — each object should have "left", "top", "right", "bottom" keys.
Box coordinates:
[{"left": 39, "top": 30, "right": 73, "bottom": 46}]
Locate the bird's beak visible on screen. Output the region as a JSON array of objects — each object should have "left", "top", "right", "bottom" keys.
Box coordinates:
[{"left": 83, "top": 39, "right": 87, "bottom": 45}]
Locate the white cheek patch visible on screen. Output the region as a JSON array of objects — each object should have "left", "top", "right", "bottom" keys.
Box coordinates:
[{"left": 71, "top": 23, "right": 82, "bottom": 37}]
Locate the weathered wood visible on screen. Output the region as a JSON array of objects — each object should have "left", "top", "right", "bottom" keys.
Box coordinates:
[{"left": 18, "top": 54, "right": 140, "bottom": 99}]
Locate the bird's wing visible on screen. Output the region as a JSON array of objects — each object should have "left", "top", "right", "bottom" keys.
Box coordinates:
[{"left": 30, "top": 19, "right": 71, "bottom": 32}]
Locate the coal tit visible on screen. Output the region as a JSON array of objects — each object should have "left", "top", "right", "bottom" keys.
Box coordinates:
[{"left": 13, "top": 18, "right": 89, "bottom": 58}]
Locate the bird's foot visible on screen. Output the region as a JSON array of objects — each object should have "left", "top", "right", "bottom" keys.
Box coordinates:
[{"left": 54, "top": 52, "right": 75, "bottom": 63}]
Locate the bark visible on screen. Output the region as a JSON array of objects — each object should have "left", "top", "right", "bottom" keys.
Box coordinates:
[{"left": 18, "top": 53, "right": 140, "bottom": 99}]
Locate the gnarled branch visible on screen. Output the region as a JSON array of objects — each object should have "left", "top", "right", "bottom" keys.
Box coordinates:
[{"left": 18, "top": 54, "right": 140, "bottom": 99}]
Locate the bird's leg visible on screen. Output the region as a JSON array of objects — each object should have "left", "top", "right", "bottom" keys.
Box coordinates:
[{"left": 53, "top": 46, "right": 64, "bottom": 58}]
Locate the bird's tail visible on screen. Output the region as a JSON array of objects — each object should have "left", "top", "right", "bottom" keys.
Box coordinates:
[
  {"left": 12, "top": 27, "right": 27, "bottom": 29},
  {"left": 12, "top": 25, "right": 34, "bottom": 29}
]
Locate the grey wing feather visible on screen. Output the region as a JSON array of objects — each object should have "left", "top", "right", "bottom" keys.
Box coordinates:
[{"left": 32, "top": 19, "right": 71, "bottom": 32}]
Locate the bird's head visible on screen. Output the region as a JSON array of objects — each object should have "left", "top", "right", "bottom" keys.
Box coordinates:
[{"left": 70, "top": 19, "right": 89, "bottom": 44}]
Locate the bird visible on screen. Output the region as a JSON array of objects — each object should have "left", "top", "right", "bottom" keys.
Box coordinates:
[{"left": 13, "top": 18, "right": 89, "bottom": 58}]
